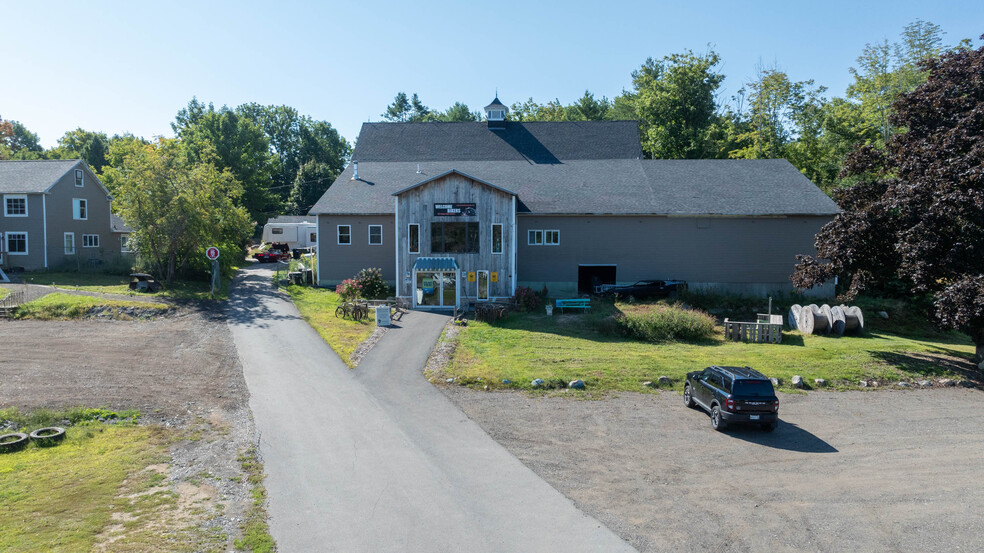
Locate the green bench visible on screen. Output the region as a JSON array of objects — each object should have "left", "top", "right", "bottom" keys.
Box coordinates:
[{"left": 555, "top": 298, "right": 591, "bottom": 313}]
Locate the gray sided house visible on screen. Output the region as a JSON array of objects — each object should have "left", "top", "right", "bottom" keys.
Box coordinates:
[
  {"left": 311, "top": 101, "right": 839, "bottom": 309},
  {"left": 0, "top": 160, "right": 129, "bottom": 271}
]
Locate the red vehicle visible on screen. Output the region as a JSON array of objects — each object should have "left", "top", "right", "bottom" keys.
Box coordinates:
[{"left": 253, "top": 243, "right": 290, "bottom": 263}]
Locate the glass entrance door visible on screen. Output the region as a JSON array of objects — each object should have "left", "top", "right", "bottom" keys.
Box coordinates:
[
  {"left": 415, "top": 271, "right": 458, "bottom": 308},
  {"left": 477, "top": 270, "right": 489, "bottom": 301}
]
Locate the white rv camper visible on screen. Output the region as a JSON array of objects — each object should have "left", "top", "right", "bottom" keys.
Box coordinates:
[{"left": 261, "top": 216, "right": 318, "bottom": 251}]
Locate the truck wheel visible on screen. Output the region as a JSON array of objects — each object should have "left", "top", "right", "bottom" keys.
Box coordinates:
[
  {"left": 711, "top": 406, "right": 727, "bottom": 431},
  {"left": 683, "top": 384, "right": 695, "bottom": 408},
  {"left": 0, "top": 432, "right": 29, "bottom": 453}
]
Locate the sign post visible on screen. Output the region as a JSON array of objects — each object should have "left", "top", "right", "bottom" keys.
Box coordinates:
[{"left": 206, "top": 247, "right": 220, "bottom": 296}]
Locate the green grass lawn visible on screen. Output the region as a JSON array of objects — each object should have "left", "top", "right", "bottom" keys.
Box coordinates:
[
  {"left": 22, "top": 271, "right": 231, "bottom": 300},
  {"left": 0, "top": 288, "right": 9, "bottom": 300},
  {"left": 440, "top": 299, "right": 976, "bottom": 392},
  {"left": 0, "top": 424, "right": 192, "bottom": 552},
  {"left": 13, "top": 293, "right": 171, "bottom": 319},
  {"left": 288, "top": 285, "right": 376, "bottom": 367}
]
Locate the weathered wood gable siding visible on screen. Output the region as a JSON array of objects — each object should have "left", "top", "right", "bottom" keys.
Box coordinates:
[{"left": 396, "top": 173, "right": 513, "bottom": 298}]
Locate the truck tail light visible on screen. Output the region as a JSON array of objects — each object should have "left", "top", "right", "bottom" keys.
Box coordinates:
[
  {"left": 773, "top": 400, "right": 780, "bottom": 412},
  {"left": 726, "top": 398, "right": 735, "bottom": 411}
]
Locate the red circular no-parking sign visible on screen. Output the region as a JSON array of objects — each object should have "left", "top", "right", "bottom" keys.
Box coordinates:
[{"left": 206, "top": 247, "right": 220, "bottom": 260}]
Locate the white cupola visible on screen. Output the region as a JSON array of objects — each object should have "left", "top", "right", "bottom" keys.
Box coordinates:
[{"left": 484, "top": 96, "right": 508, "bottom": 130}]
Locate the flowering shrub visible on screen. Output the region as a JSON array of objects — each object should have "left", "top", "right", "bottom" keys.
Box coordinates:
[
  {"left": 336, "top": 279, "right": 362, "bottom": 302},
  {"left": 355, "top": 267, "right": 388, "bottom": 299},
  {"left": 514, "top": 286, "right": 540, "bottom": 312}
]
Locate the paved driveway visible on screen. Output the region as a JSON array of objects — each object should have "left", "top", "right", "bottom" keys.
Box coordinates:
[{"left": 227, "top": 264, "right": 635, "bottom": 552}]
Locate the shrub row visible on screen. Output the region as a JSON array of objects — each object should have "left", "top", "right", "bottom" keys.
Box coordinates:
[{"left": 603, "top": 304, "right": 715, "bottom": 342}]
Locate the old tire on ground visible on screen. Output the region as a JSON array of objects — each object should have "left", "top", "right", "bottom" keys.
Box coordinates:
[
  {"left": 683, "top": 384, "right": 695, "bottom": 408},
  {"left": 29, "top": 427, "right": 66, "bottom": 447},
  {"left": 0, "top": 432, "right": 29, "bottom": 453},
  {"left": 711, "top": 406, "right": 727, "bottom": 431}
]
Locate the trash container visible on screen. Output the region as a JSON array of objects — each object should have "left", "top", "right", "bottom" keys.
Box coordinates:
[{"left": 304, "top": 269, "right": 313, "bottom": 284}]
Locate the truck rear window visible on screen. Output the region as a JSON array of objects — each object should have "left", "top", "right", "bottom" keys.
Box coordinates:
[{"left": 733, "top": 380, "right": 774, "bottom": 397}]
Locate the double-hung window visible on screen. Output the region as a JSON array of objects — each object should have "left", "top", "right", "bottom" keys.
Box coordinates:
[
  {"left": 5, "top": 232, "right": 28, "bottom": 255},
  {"left": 368, "top": 225, "right": 383, "bottom": 246},
  {"left": 121, "top": 235, "right": 131, "bottom": 253},
  {"left": 75, "top": 169, "right": 84, "bottom": 187},
  {"left": 337, "top": 225, "right": 351, "bottom": 245},
  {"left": 4, "top": 194, "right": 27, "bottom": 217},
  {"left": 64, "top": 232, "right": 76, "bottom": 255},
  {"left": 408, "top": 224, "right": 420, "bottom": 254},
  {"left": 82, "top": 234, "right": 100, "bottom": 248},
  {"left": 73, "top": 198, "right": 88, "bottom": 220},
  {"left": 491, "top": 224, "right": 503, "bottom": 254}
]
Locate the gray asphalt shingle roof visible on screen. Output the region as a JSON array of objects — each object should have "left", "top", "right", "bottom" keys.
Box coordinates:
[
  {"left": 266, "top": 215, "right": 316, "bottom": 224},
  {"left": 110, "top": 213, "right": 132, "bottom": 233},
  {"left": 350, "top": 121, "right": 643, "bottom": 163},
  {"left": 0, "top": 160, "right": 81, "bottom": 193},
  {"left": 310, "top": 159, "right": 840, "bottom": 217}
]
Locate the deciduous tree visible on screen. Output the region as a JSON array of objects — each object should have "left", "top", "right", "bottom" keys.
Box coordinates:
[{"left": 792, "top": 40, "right": 984, "bottom": 362}]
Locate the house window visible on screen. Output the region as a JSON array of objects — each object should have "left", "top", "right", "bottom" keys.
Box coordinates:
[
  {"left": 271, "top": 227, "right": 283, "bottom": 235},
  {"left": 64, "top": 233, "right": 76, "bottom": 255},
  {"left": 545, "top": 230, "right": 560, "bottom": 245},
  {"left": 121, "top": 235, "right": 131, "bottom": 253},
  {"left": 5, "top": 232, "right": 27, "bottom": 255},
  {"left": 310, "top": 232, "right": 317, "bottom": 243},
  {"left": 491, "top": 224, "right": 503, "bottom": 254},
  {"left": 82, "top": 234, "right": 100, "bottom": 248},
  {"left": 337, "top": 225, "right": 351, "bottom": 245},
  {"left": 4, "top": 195, "right": 27, "bottom": 217},
  {"left": 408, "top": 224, "right": 420, "bottom": 254},
  {"left": 528, "top": 229, "right": 543, "bottom": 245},
  {"left": 73, "top": 198, "right": 87, "bottom": 220},
  {"left": 431, "top": 222, "right": 479, "bottom": 253},
  {"left": 368, "top": 225, "right": 383, "bottom": 246},
  {"left": 75, "top": 169, "right": 84, "bottom": 187}
]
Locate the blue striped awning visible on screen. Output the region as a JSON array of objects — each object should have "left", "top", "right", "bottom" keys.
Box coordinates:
[{"left": 412, "top": 257, "right": 459, "bottom": 272}]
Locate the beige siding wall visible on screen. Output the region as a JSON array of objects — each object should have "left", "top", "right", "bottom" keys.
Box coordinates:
[
  {"left": 517, "top": 215, "right": 833, "bottom": 297},
  {"left": 45, "top": 164, "right": 119, "bottom": 269},
  {"left": 317, "top": 214, "right": 395, "bottom": 286},
  {"left": 0, "top": 193, "right": 46, "bottom": 270},
  {"left": 395, "top": 173, "right": 514, "bottom": 298}
]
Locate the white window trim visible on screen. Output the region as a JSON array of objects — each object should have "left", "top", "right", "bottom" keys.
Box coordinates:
[
  {"left": 491, "top": 223, "right": 503, "bottom": 255},
  {"left": 337, "top": 224, "right": 351, "bottom": 245},
  {"left": 64, "top": 232, "right": 76, "bottom": 255},
  {"left": 120, "top": 235, "right": 131, "bottom": 253},
  {"left": 6, "top": 231, "right": 28, "bottom": 255},
  {"left": 368, "top": 224, "right": 383, "bottom": 246},
  {"left": 3, "top": 194, "right": 28, "bottom": 217},
  {"left": 73, "top": 198, "right": 88, "bottom": 220},
  {"left": 408, "top": 223, "right": 420, "bottom": 254},
  {"left": 528, "top": 229, "right": 543, "bottom": 246},
  {"left": 545, "top": 229, "right": 560, "bottom": 246},
  {"left": 75, "top": 169, "right": 84, "bottom": 187}
]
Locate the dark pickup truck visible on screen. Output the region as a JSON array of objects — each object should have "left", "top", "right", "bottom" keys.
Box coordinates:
[{"left": 684, "top": 365, "right": 779, "bottom": 432}]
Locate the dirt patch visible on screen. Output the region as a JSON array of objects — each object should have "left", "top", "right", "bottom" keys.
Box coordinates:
[
  {"left": 442, "top": 387, "right": 984, "bottom": 552},
  {"left": 0, "top": 308, "right": 244, "bottom": 423}
]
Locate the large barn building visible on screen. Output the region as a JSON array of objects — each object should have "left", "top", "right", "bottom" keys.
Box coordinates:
[{"left": 311, "top": 98, "right": 838, "bottom": 310}]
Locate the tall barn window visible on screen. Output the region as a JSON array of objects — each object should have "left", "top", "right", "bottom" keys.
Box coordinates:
[
  {"left": 408, "top": 224, "right": 420, "bottom": 254},
  {"left": 491, "top": 224, "right": 503, "bottom": 254},
  {"left": 431, "top": 222, "right": 479, "bottom": 253}
]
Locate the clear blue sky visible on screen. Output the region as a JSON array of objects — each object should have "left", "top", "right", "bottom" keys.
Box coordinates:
[{"left": 3, "top": 0, "right": 981, "bottom": 148}]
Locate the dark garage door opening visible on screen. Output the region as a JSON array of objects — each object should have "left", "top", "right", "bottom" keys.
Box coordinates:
[{"left": 578, "top": 265, "right": 616, "bottom": 294}]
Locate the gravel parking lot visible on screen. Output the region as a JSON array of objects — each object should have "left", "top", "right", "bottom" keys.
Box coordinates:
[{"left": 443, "top": 387, "right": 984, "bottom": 552}]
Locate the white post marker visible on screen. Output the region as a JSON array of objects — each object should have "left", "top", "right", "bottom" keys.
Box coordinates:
[{"left": 206, "top": 247, "right": 220, "bottom": 296}]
